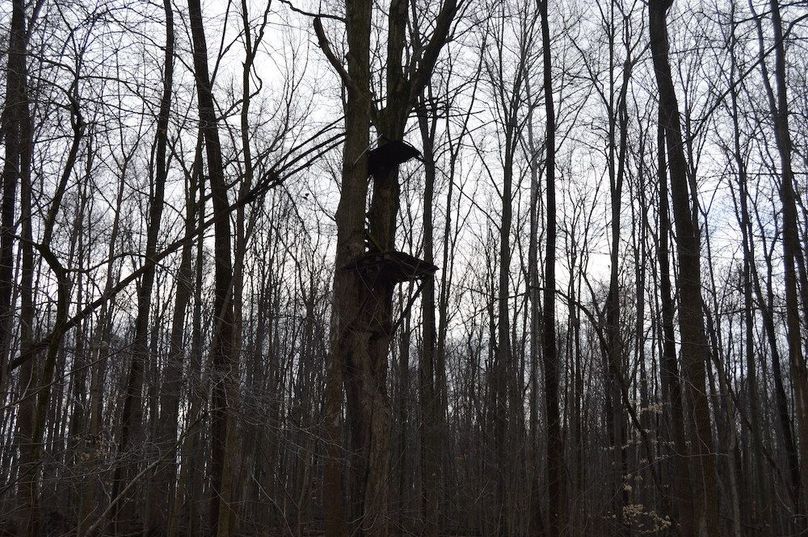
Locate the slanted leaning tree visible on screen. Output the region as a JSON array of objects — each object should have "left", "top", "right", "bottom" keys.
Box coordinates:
[
  {"left": 186, "top": 0, "right": 237, "bottom": 533},
  {"left": 649, "top": 1, "right": 720, "bottom": 535}
]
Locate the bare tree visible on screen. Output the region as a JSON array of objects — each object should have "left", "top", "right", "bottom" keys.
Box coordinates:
[{"left": 649, "top": 1, "right": 720, "bottom": 535}]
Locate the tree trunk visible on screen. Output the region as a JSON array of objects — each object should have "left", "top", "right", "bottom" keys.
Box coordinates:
[
  {"left": 186, "top": 0, "right": 237, "bottom": 533},
  {"left": 417, "top": 98, "right": 440, "bottom": 537},
  {"left": 539, "top": 1, "right": 564, "bottom": 534},
  {"left": 754, "top": 0, "right": 808, "bottom": 520},
  {"left": 0, "top": 0, "right": 28, "bottom": 391},
  {"left": 319, "top": 1, "right": 456, "bottom": 534},
  {"left": 649, "top": 2, "right": 720, "bottom": 535},
  {"left": 11, "top": 5, "right": 35, "bottom": 526},
  {"left": 604, "top": 17, "right": 630, "bottom": 532},
  {"left": 114, "top": 0, "right": 173, "bottom": 530},
  {"left": 726, "top": 7, "right": 773, "bottom": 524},
  {"left": 155, "top": 62, "right": 195, "bottom": 537},
  {"left": 321, "top": 1, "right": 373, "bottom": 534}
]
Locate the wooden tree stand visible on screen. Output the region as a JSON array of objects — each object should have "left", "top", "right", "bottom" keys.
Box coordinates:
[{"left": 342, "top": 250, "right": 437, "bottom": 285}]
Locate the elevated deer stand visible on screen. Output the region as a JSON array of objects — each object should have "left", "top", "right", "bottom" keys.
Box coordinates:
[
  {"left": 343, "top": 250, "right": 437, "bottom": 285},
  {"left": 344, "top": 138, "right": 436, "bottom": 290},
  {"left": 367, "top": 139, "right": 423, "bottom": 179}
]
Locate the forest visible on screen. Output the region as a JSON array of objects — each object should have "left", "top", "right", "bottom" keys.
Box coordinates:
[{"left": 1, "top": 0, "right": 807, "bottom": 535}]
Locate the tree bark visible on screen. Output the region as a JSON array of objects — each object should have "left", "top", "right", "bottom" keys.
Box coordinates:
[
  {"left": 656, "top": 115, "right": 695, "bottom": 536},
  {"left": 649, "top": 2, "right": 720, "bottom": 535},
  {"left": 604, "top": 13, "right": 630, "bottom": 532},
  {"left": 417, "top": 97, "right": 440, "bottom": 537},
  {"left": 321, "top": 1, "right": 373, "bottom": 534},
  {"left": 186, "top": 0, "right": 237, "bottom": 533},
  {"left": 0, "top": 0, "right": 29, "bottom": 392},
  {"left": 319, "top": 1, "right": 457, "bottom": 534},
  {"left": 538, "top": 1, "right": 564, "bottom": 534},
  {"left": 754, "top": 0, "right": 808, "bottom": 520}
]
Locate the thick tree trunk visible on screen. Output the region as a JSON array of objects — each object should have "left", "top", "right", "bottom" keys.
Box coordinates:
[
  {"left": 3, "top": 0, "right": 32, "bottom": 524},
  {"left": 539, "top": 1, "right": 564, "bottom": 534},
  {"left": 0, "top": 0, "right": 28, "bottom": 391},
  {"left": 656, "top": 118, "right": 694, "bottom": 535},
  {"left": 649, "top": 2, "right": 720, "bottom": 535},
  {"left": 320, "top": 1, "right": 456, "bottom": 535},
  {"left": 322, "top": 2, "right": 373, "bottom": 534},
  {"left": 13, "top": 15, "right": 36, "bottom": 528},
  {"left": 186, "top": 0, "right": 237, "bottom": 533}
]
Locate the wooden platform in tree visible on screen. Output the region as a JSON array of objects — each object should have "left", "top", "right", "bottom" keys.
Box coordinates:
[
  {"left": 367, "top": 140, "right": 422, "bottom": 178},
  {"left": 342, "top": 250, "right": 437, "bottom": 284}
]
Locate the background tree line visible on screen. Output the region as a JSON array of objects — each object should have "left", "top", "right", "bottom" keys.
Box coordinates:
[{"left": 0, "top": 0, "right": 807, "bottom": 536}]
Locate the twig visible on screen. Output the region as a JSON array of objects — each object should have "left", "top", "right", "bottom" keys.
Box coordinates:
[{"left": 278, "top": 0, "right": 344, "bottom": 22}]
